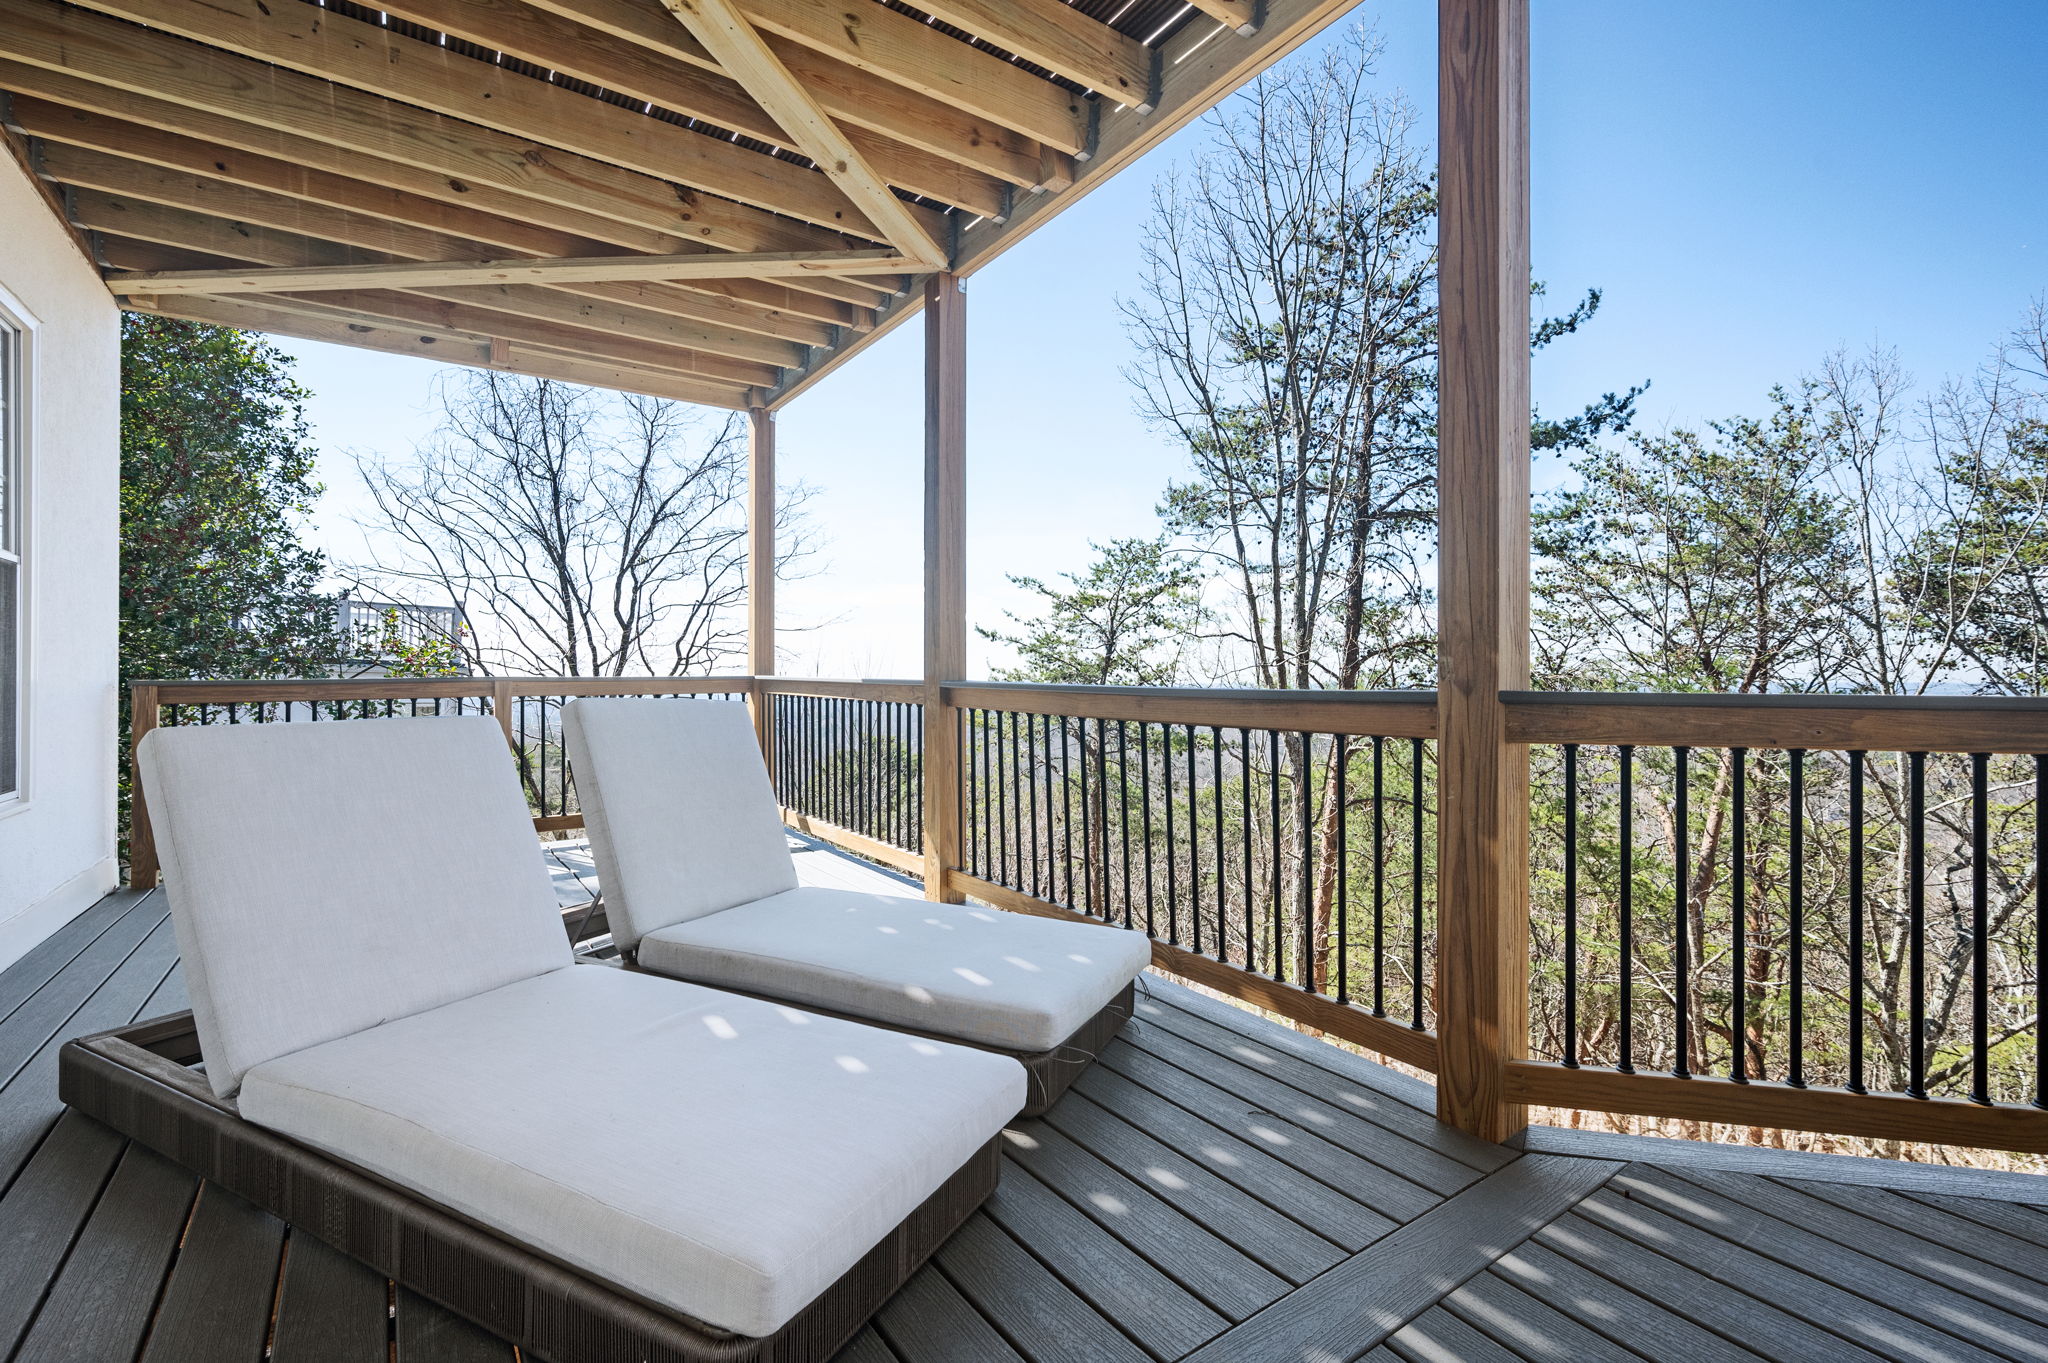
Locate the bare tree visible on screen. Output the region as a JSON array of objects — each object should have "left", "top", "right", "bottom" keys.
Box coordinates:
[{"left": 351, "top": 372, "right": 811, "bottom": 677}]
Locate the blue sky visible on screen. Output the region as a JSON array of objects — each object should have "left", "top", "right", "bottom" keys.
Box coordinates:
[{"left": 282, "top": 1, "right": 2047, "bottom": 679}]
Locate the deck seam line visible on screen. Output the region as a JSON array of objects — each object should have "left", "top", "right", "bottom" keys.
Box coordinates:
[
  {"left": 1176, "top": 1154, "right": 1622, "bottom": 1363},
  {"left": 0, "top": 894, "right": 149, "bottom": 1031}
]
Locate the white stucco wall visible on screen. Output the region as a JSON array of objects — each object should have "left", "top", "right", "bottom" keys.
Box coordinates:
[{"left": 0, "top": 154, "right": 122, "bottom": 971}]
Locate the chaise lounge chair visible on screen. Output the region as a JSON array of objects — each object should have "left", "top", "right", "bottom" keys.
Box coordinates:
[
  {"left": 562, "top": 698, "right": 1153, "bottom": 1115},
  {"left": 60, "top": 716, "right": 1024, "bottom": 1363}
]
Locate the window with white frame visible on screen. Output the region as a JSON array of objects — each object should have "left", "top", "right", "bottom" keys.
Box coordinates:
[{"left": 0, "top": 315, "right": 20, "bottom": 801}]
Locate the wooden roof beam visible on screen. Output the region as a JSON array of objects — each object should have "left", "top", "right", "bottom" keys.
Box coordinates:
[
  {"left": 0, "top": 59, "right": 888, "bottom": 323},
  {"left": 95, "top": 235, "right": 819, "bottom": 366},
  {"left": 105, "top": 249, "right": 919, "bottom": 295},
  {"left": 363, "top": 0, "right": 1016, "bottom": 213},
  {"left": 908, "top": 0, "right": 1154, "bottom": 110},
  {"left": 42, "top": 0, "right": 944, "bottom": 243},
  {"left": 121, "top": 292, "right": 759, "bottom": 408},
  {"left": 658, "top": 0, "right": 949, "bottom": 268},
  {"left": 1184, "top": 0, "right": 1259, "bottom": 36},
  {"left": 735, "top": 0, "right": 1089, "bottom": 156},
  {"left": 0, "top": 0, "right": 865, "bottom": 256},
  {"left": 513, "top": 0, "right": 1048, "bottom": 188}
]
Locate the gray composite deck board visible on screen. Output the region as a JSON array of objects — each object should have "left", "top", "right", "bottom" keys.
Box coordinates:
[
  {"left": 3, "top": 862, "right": 2047, "bottom": 1362},
  {"left": 269, "top": 1230, "right": 393, "bottom": 1363},
  {"left": 136, "top": 1184, "right": 287, "bottom": 1363},
  {"left": 1532, "top": 1210, "right": 1896, "bottom": 1363}
]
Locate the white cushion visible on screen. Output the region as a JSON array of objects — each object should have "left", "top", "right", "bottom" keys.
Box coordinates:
[
  {"left": 563, "top": 699, "right": 797, "bottom": 950},
  {"left": 637, "top": 888, "right": 1154, "bottom": 1052},
  {"left": 138, "top": 716, "right": 570, "bottom": 1099},
  {"left": 239, "top": 966, "right": 1024, "bottom": 1338}
]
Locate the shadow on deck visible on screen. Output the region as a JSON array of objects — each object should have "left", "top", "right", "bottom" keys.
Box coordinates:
[{"left": 2, "top": 840, "right": 2046, "bottom": 1361}]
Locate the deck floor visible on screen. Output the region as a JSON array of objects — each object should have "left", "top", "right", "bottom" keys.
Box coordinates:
[{"left": 2, "top": 843, "right": 2046, "bottom": 1361}]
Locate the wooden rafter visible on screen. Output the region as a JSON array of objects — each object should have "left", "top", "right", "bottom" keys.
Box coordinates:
[
  {"left": 36, "top": 0, "right": 943, "bottom": 244},
  {"left": 1184, "top": 0, "right": 1260, "bottom": 36},
  {"left": 658, "top": 0, "right": 949, "bottom": 268},
  {"left": 363, "top": 0, "right": 1012, "bottom": 215},
  {"left": 122, "top": 292, "right": 759, "bottom": 407},
  {"left": 515, "top": 0, "right": 1047, "bottom": 188},
  {"left": 106, "top": 249, "right": 919, "bottom": 295},
  {"left": 0, "top": 59, "right": 889, "bottom": 324},
  {"left": 0, "top": 0, "right": 862, "bottom": 258},
  {"left": 910, "top": 0, "right": 1154, "bottom": 110},
  {"left": 736, "top": 0, "right": 1087, "bottom": 156}
]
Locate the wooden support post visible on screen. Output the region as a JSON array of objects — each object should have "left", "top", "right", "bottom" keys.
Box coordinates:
[
  {"left": 747, "top": 404, "right": 777, "bottom": 765},
  {"left": 126, "top": 684, "right": 160, "bottom": 890},
  {"left": 1434, "top": 0, "right": 1532, "bottom": 1145},
  {"left": 922, "top": 274, "right": 967, "bottom": 903}
]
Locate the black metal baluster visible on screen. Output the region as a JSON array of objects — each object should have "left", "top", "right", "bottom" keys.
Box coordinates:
[
  {"left": 1163, "top": 724, "right": 1178, "bottom": 944},
  {"left": 1060, "top": 716, "right": 1076, "bottom": 908},
  {"left": 1372, "top": 734, "right": 1385, "bottom": 1016},
  {"left": 1909, "top": 750, "right": 1927, "bottom": 1099},
  {"left": 1563, "top": 742, "right": 1579, "bottom": 1067},
  {"left": 1971, "top": 751, "right": 1990, "bottom": 1106},
  {"left": 1411, "top": 738, "right": 1425, "bottom": 1028},
  {"left": 1730, "top": 748, "right": 1746, "bottom": 1083},
  {"left": 1117, "top": 721, "right": 1133, "bottom": 929},
  {"left": 1242, "top": 729, "right": 1255, "bottom": 972},
  {"left": 1788, "top": 748, "right": 1806, "bottom": 1089},
  {"left": 1188, "top": 724, "right": 1201, "bottom": 954},
  {"left": 1270, "top": 729, "right": 1283, "bottom": 984},
  {"left": 1212, "top": 726, "right": 1226, "bottom": 964},
  {"left": 1028, "top": 714, "right": 1041, "bottom": 900},
  {"left": 1335, "top": 734, "right": 1349, "bottom": 1004},
  {"left": 1618, "top": 744, "right": 1636, "bottom": 1073},
  {"left": 1848, "top": 751, "right": 1867, "bottom": 1094},
  {"left": 1009, "top": 711, "right": 1024, "bottom": 889},
  {"left": 1300, "top": 733, "right": 1315, "bottom": 991},
  {"left": 2036, "top": 755, "right": 2046, "bottom": 1110},
  {"left": 1079, "top": 717, "right": 1095, "bottom": 913},
  {"left": 1140, "top": 723, "right": 1156, "bottom": 936},
  {"left": 1673, "top": 745, "right": 1691, "bottom": 1078}
]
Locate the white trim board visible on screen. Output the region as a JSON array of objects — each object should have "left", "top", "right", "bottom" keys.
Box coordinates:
[{"left": 0, "top": 854, "right": 116, "bottom": 975}]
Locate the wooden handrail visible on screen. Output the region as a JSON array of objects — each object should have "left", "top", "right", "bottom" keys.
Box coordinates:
[
  {"left": 140, "top": 675, "right": 757, "bottom": 704},
  {"left": 756, "top": 678, "right": 925, "bottom": 703},
  {"left": 944, "top": 682, "right": 1440, "bottom": 737},
  {"left": 1504, "top": 690, "right": 2048, "bottom": 753}
]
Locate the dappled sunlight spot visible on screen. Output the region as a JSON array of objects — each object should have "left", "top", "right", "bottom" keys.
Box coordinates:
[
  {"left": 1002, "top": 956, "right": 1043, "bottom": 973},
  {"left": 1199, "top": 1145, "right": 1241, "bottom": 1168},
  {"left": 1066, "top": 953, "right": 1095, "bottom": 965},
  {"left": 1247, "top": 1123, "right": 1292, "bottom": 1146},
  {"left": 903, "top": 984, "right": 935, "bottom": 1004},
  {"left": 953, "top": 967, "right": 993, "bottom": 987},
  {"left": 923, "top": 918, "right": 956, "bottom": 931},
  {"left": 1452, "top": 1288, "right": 1552, "bottom": 1346},
  {"left": 1144, "top": 1167, "right": 1189, "bottom": 1191},
  {"left": 771, "top": 1006, "right": 811, "bottom": 1024},
  {"left": 1229, "top": 1043, "right": 1279, "bottom": 1068},
  {"left": 1087, "top": 1192, "right": 1130, "bottom": 1216},
  {"left": 702, "top": 1015, "right": 737, "bottom": 1040},
  {"left": 1001, "top": 1129, "right": 1040, "bottom": 1150},
  {"left": 909, "top": 1041, "right": 943, "bottom": 1056},
  {"left": 968, "top": 911, "right": 997, "bottom": 923},
  {"left": 877, "top": 925, "right": 900, "bottom": 934},
  {"left": 835, "top": 1055, "right": 870, "bottom": 1074}
]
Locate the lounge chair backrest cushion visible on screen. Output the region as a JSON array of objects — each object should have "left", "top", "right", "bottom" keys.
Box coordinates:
[
  {"left": 563, "top": 698, "right": 798, "bottom": 949},
  {"left": 138, "top": 715, "right": 572, "bottom": 1099}
]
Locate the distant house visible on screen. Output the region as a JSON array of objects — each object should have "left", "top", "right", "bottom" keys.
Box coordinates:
[{"left": 328, "top": 594, "right": 468, "bottom": 677}]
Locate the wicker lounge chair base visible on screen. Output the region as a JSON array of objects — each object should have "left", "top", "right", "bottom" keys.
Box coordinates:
[{"left": 60, "top": 1013, "right": 1000, "bottom": 1363}]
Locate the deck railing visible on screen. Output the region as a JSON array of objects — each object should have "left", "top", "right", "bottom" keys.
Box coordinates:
[{"left": 125, "top": 676, "right": 2048, "bottom": 1155}]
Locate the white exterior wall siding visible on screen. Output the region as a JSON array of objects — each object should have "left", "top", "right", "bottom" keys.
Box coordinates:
[{"left": 0, "top": 153, "right": 122, "bottom": 970}]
